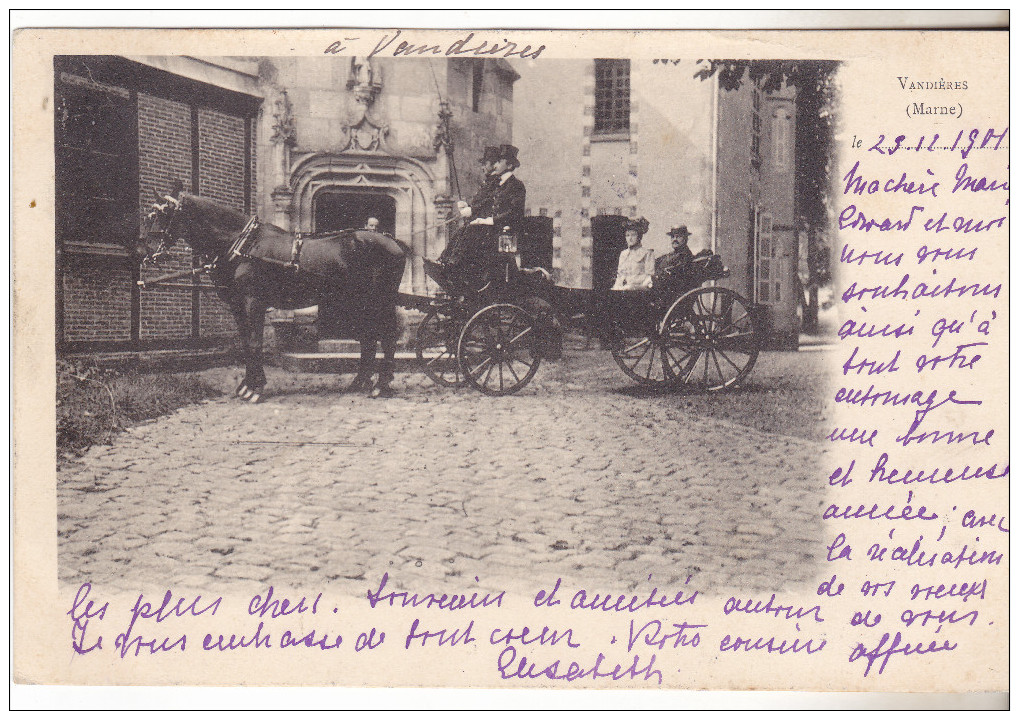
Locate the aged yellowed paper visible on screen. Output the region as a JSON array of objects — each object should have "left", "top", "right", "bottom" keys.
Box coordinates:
[{"left": 12, "top": 23, "right": 1009, "bottom": 696}]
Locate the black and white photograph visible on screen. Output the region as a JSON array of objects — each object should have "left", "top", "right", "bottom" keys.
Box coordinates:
[
  {"left": 53, "top": 51, "right": 838, "bottom": 596},
  {"left": 14, "top": 17, "right": 1008, "bottom": 696}
]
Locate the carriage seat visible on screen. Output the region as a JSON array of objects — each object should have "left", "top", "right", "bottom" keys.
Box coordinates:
[{"left": 653, "top": 249, "right": 727, "bottom": 293}]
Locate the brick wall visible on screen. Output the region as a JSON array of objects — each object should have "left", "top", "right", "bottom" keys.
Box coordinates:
[
  {"left": 199, "top": 290, "right": 237, "bottom": 335},
  {"left": 138, "top": 93, "right": 192, "bottom": 212},
  {"left": 61, "top": 263, "right": 133, "bottom": 342},
  {"left": 136, "top": 93, "right": 196, "bottom": 341},
  {"left": 196, "top": 108, "right": 247, "bottom": 336},
  {"left": 198, "top": 109, "right": 246, "bottom": 210},
  {"left": 60, "top": 83, "right": 253, "bottom": 349}
]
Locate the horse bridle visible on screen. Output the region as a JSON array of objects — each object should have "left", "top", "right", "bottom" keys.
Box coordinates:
[{"left": 142, "top": 195, "right": 183, "bottom": 266}]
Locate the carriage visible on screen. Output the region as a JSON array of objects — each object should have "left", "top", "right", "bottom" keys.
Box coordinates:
[{"left": 406, "top": 226, "right": 761, "bottom": 396}]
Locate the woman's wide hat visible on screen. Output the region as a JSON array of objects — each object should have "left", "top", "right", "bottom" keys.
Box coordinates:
[{"left": 624, "top": 217, "right": 650, "bottom": 235}]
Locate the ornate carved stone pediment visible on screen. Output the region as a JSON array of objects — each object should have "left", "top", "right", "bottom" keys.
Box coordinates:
[
  {"left": 341, "top": 113, "right": 390, "bottom": 153},
  {"left": 270, "top": 89, "right": 296, "bottom": 146}
]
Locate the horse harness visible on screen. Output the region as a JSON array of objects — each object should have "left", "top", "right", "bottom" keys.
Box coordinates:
[{"left": 228, "top": 216, "right": 336, "bottom": 273}]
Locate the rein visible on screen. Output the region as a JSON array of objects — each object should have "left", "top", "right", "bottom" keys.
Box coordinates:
[{"left": 137, "top": 261, "right": 218, "bottom": 289}]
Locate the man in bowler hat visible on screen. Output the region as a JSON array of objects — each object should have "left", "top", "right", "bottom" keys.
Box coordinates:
[{"left": 655, "top": 224, "right": 695, "bottom": 279}]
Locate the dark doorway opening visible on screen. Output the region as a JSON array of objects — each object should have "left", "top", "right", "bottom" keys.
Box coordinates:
[
  {"left": 314, "top": 190, "right": 396, "bottom": 236},
  {"left": 520, "top": 216, "right": 554, "bottom": 271},
  {"left": 314, "top": 190, "right": 397, "bottom": 339},
  {"left": 591, "top": 214, "right": 629, "bottom": 294}
]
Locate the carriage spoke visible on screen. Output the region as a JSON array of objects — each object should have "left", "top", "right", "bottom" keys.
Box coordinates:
[
  {"left": 417, "top": 305, "right": 468, "bottom": 387},
  {"left": 621, "top": 336, "right": 652, "bottom": 357},
  {"left": 710, "top": 348, "right": 727, "bottom": 384},
  {"left": 425, "top": 351, "right": 452, "bottom": 368},
  {"left": 506, "top": 325, "right": 534, "bottom": 347},
  {"left": 458, "top": 304, "right": 543, "bottom": 395},
  {"left": 681, "top": 351, "right": 701, "bottom": 383},
  {"left": 665, "top": 346, "right": 696, "bottom": 377},
  {"left": 714, "top": 347, "right": 745, "bottom": 372},
  {"left": 469, "top": 356, "right": 495, "bottom": 378},
  {"left": 663, "top": 332, "right": 698, "bottom": 349},
  {"left": 504, "top": 359, "right": 522, "bottom": 384},
  {"left": 480, "top": 361, "right": 496, "bottom": 388},
  {"left": 644, "top": 343, "right": 659, "bottom": 380},
  {"left": 678, "top": 351, "right": 699, "bottom": 380},
  {"left": 629, "top": 341, "right": 653, "bottom": 371}
]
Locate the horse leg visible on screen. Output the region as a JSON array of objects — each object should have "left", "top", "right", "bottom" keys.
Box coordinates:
[
  {"left": 343, "top": 303, "right": 374, "bottom": 393},
  {"left": 356, "top": 323, "right": 380, "bottom": 395},
  {"left": 227, "top": 293, "right": 253, "bottom": 397},
  {"left": 370, "top": 254, "right": 405, "bottom": 399},
  {"left": 370, "top": 304, "right": 398, "bottom": 399},
  {"left": 240, "top": 296, "right": 268, "bottom": 403}
]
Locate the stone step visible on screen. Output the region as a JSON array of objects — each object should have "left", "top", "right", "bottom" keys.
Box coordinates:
[
  {"left": 317, "top": 337, "right": 418, "bottom": 353},
  {"left": 280, "top": 351, "right": 421, "bottom": 374},
  {"left": 317, "top": 339, "right": 363, "bottom": 353}
]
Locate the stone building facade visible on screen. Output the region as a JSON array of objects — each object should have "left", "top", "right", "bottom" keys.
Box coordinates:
[
  {"left": 514, "top": 59, "right": 799, "bottom": 346},
  {"left": 257, "top": 55, "right": 516, "bottom": 296}
]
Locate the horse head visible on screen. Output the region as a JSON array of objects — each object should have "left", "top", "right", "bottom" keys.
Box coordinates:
[{"left": 138, "top": 182, "right": 185, "bottom": 266}]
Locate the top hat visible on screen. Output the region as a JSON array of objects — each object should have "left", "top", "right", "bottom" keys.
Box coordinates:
[
  {"left": 668, "top": 225, "right": 692, "bottom": 238},
  {"left": 480, "top": 146, "right": 501, "bottom": 163},
  {"left": 624, "top": 217, "right": 650, "bottom": 236},
  {"left": 497, "top": 144, "right": 520, "bottom": 166}
]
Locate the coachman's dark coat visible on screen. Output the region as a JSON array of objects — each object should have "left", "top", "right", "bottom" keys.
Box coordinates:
[{"left": 441, "top": 173, "right": 527, "bottom": 271}]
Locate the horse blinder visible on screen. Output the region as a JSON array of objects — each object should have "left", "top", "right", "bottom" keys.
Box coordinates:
[{"left": 140, "top": 197, "right": 181, "bottom": 266}]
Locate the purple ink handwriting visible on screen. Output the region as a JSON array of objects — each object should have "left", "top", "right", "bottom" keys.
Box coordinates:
[
  {"left": 849, "top": 631, "right": 957, "bottom": 676},
  {"left": 366, "top": 573, "right": 506, "bottom": 611},
  {"left": 533, "top": 576, "right": 700, "bottom": 612}
]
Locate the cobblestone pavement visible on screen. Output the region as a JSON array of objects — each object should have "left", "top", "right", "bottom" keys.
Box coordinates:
[{"left": 58, "top": 346, "right": 832, "bottom": 596}]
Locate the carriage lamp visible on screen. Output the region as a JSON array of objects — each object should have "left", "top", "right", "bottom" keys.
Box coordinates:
[{"left": 498, "top": 226, "right": 518, "bottom": 254}]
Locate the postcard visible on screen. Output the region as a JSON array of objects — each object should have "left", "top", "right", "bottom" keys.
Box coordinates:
[{"left": 12, "top": 21, "right": 1009, "bottom": 696}]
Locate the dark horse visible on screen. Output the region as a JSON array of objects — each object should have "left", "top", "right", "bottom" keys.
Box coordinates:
[{"left": 139, "top": 188, "right": 407, "bottom": 402}]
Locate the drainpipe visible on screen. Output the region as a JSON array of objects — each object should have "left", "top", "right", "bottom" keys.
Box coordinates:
[{"left": 710, "top": 73, "right": 718, "bottom": 254}]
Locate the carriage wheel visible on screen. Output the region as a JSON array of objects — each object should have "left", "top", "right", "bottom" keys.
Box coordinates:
[
  {"left": 457, "top": 303, "right": 542, "bottom": 396},
  {"left": 660, "top": 286, "right": 759, "bottom": 391},
  {"left": 610, "top": 326, "right": 675, "bottom": 386},
  {"left": 415, "top": 303, "right": 467, "bottom": 387}
]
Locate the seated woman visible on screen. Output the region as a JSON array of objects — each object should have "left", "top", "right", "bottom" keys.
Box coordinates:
[{"left": 611, "top": 217, "right": 654, "bottom": 291}]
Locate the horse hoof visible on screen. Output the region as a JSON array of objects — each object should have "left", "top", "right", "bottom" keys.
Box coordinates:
[
  {"left": 370, "top": 384, "right": 394, "bottom": 399},
  {"left": 346, "top": 377, "right": 374, "bottom": 394}
]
